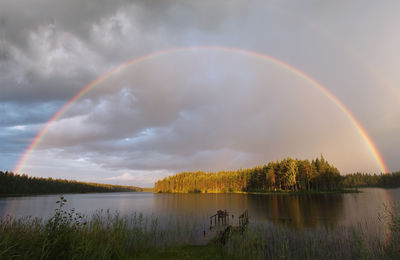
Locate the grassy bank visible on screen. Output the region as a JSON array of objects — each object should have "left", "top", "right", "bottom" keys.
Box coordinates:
[{"left": 0, "top": 198, "right": 399, "bottom": 259}]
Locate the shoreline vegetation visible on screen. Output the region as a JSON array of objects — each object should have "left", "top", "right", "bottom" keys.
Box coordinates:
[
  {"left": 154, "top": 156, "right": 400, "bottom": 194},
  {"left": 156, "top": 156, "right": 400, "bottom": 194},
  {"left": 0, "top": 197, "right": 399, "bottom": 259},
  {"left": 0, "top": 171, "right": 143, "bottom": 196},
  {"left": 342, "top": 172, "right": 400, "bottom": 189},
  {"left": 155, "top": 156, "right": 343, "bottom": 194}
]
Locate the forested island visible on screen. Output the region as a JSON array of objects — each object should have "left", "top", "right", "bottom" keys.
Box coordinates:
[
  {"left": 0, "top": 171, "right": 142, "bottom": 196},
  {"left": 154, "top": 156, "right": 400, "bottom": 193},
  {"left": 155, "top": 156, "right": 342, "bottom": 193}
]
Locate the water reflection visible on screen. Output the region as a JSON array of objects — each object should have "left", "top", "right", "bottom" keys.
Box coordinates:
[
  {"left": 0, "top": 188, "right": 399, "bottom": 234},
  {"left": 152, "top": 193, "right": 251, "bottom": 224},
  {"left": 247, "top": 194, "right": 344, "bottom": 230}
]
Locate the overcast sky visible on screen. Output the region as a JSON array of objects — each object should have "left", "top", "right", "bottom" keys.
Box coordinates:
[{"left": 1, "top": 0, "right": 400, "bottom": 187}]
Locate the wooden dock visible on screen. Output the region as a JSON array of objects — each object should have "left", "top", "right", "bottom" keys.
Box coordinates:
[
  {"left": 197, "top": 209, "right": 249, "bottom": 245},
  {"left": 210, "top": 210, "right": 230, "bottom": 228}
]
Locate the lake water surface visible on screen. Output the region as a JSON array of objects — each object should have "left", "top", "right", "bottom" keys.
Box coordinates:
[{"left": 1, "top": 188, "right": 399, "bottom": 234}]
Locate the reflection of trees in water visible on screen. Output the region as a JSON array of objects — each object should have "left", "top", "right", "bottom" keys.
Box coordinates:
[
  {"left": 152, "top": 194, "right": 250, "bottom": 224},
  {"left": 153, "top": 193, "right": 253, "bottom": 228},
  {"left": 152, "top": 193, "right": 346, "bottom": 230},
  {"left": 247, "top": 194, "right": 345, "bottom": 230}
]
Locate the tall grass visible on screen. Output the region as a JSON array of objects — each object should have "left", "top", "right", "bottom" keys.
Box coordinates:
[
  {"left": 0, "top": 197, "right": 197, "bottom": 259},
  {"left": 0, "top": 197, "right": 399, "bottom": 259},
  {"left": 222, "top": 203, "right": 400, "bottom": 259},
  {"left": 223, "top": 224, "right": 381, "bottom": 259}
]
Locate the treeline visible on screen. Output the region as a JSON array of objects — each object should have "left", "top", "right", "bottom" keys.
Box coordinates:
[
  {"left": 154, "top": 156, "right": 341, "bottom": 193},
  {"left": 0, "top": 171, "right": 142, "bottom": 195},
  {"left": 342, "top": 172, "right": 400, "bottom": 188}
]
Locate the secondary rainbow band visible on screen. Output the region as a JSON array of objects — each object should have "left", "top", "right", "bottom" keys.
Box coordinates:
[{"left": 13, "top": 45, "right": 389, "bottom": 174}]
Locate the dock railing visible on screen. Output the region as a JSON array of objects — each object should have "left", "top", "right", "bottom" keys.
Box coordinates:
[
  {"left": 238, "top": 209, "right": 249, "bottom": 228},
  {"left": 210, "top": 210, "right": 229, "bottom": 229}
]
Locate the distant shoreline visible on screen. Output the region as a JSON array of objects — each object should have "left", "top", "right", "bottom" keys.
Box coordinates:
[
  {"left": 0, "top": 190, "right": 143, "bottom": 198},
  {"left": 0, "top": 171, "right": 144, "bottom": 196}
]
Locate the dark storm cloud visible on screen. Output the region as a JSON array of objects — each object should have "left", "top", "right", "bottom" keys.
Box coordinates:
[{"left": 0, "top": 0, "right": 249, "bottom": 106}]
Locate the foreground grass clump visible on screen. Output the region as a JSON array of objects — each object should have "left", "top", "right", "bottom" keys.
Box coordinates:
[
  {"left": 1, "top": 198, "right": 399, "bottom": 259},
  {"left": 0, "top": 197, "right": 199, "bottom": 259}
]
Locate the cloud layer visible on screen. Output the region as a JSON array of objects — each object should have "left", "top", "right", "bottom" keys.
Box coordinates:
[{"left": 1, "top": 0, "right": 400, "bottom": 186}]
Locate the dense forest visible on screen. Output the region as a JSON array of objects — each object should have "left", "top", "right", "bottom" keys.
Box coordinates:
[
  {"left": 342, "top": 172, "right": 400, "bottom": 188},
  {"left": 154, "top": 156, "right": 342, "bottom": 193},
  {"left": 0, "top": 171, "right": 142, "bottom": 195}
]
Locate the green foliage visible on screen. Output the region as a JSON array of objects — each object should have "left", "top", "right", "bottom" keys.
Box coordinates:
[
  {"left": 154, "top": 156, "right": 341, "bottom": 193},
  {"left": 342, "top": 172, "right": 400, "bottom": 188},
  {"left": 0, "top": 171, "right": 142, "bottom": 195},
  {"left": 42, "top": 196, "right": 87, "bottom": 259}
]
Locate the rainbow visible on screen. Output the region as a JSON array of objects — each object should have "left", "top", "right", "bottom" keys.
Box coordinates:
[{"left": 13, "top": 46, "right": 389, "bottom": 174}]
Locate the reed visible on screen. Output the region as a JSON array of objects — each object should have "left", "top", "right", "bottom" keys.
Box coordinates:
[
  {"left": 0, "top": 198, "right": 399, "bottom": 259},
  {"left": 222, "top": 203, "right": 400, "bottom": 259},
  {"left": 0, "top": 197, "right": 198, "bottom": 259}
]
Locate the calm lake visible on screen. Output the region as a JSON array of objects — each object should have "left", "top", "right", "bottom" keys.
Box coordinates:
[{"left": 1, "top": 188, "right": 399, "bottom": 234}]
